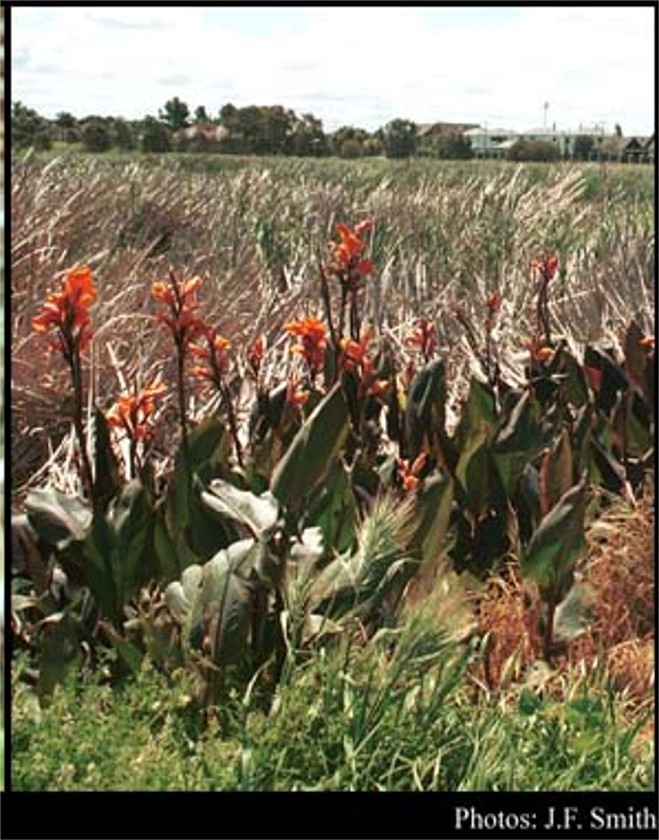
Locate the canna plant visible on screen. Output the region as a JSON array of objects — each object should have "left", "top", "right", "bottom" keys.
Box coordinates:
[{"left": 13, "top": 221, "right": 655, "bottom": 707}]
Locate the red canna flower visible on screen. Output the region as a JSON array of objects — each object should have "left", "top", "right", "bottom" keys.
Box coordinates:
[
  {"left": 284, "top": 316, "right": 327, "bottom": 375},
  {"left": 286, "top": 378, "right": 309, "bottom": 407},
  {"left": 530, "top": 252, "right": 559, "bottom": 282},
  {"left": 396, "top": 452, "right": 428, "bottom": 493},
  {"left": 247, "top": 335, "right": 266, "bottom": 378},
  {"left": 340, "top": 329, "right": 389, "bottom": 398},
  {"left": 106, "top": 380, "right": 167, "bottom": 442},
  {"left": 32, "top": 265, "right": 97, "bottom": 357},
  {"left": 524, "top": 335, "right": 555, "bottom": 365},
  {"left": 406, "top": 317, "right": 438, "bottom": 360},
  {"left": 639, "top": 335, "right": 655, "bottom": 350},
  {"left": 325, "top": 220, "right": 375, "bottom": 290}
]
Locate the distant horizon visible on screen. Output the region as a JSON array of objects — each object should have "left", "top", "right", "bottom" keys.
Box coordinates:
[
  {"left": 14, "top": 102, "right": 651, "bottom": 140},
  {"left": 11, "top": 6, "right": 655, "bottom": 137}
]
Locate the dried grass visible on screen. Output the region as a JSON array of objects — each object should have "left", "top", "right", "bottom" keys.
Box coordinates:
[
  {"left": 10, "top": 155, "right": 655, "bottom": 500},
  {"left": 477, "top": 483, "right": 655, "bottom": 706}
]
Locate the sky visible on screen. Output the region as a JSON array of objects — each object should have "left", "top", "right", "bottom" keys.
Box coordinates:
[{"left": 10, "top": 5, "right": 656, "bottom": 136}]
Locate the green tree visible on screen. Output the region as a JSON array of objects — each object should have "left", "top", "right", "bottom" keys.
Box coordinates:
[
  {"left": 290, "top": 113, "right": 327, "bottom": 156},
  {"left": 382, "top": 118, "right": 418, "bottom": 159},
  {"left": 194, "top": 105, "right": 209, "bottom": 124},
  {"left": 330, "top": 125, "right": 370, "bottom": 157},
  {"left": 81, "top": 119, "right": 112, "bottom": 153},
  {"left": 11, "top": 102, "right": 52, "bottom": 150},
  {"left": 55, "top": 111, "right": 79, "bottom": 143},
  {"left": 159, "top": 97, "right": 190, "bottom": 132},
  {"left": 113, "top": 118, "right": 136, "bottom": 151},
  {"left": 141, "top": 116, "right": 172, "bottom": 153}
]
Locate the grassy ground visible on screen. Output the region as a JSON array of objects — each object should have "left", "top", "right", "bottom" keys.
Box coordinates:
[{"left": 11, "top": 635, "right": 653, "bottom": 792}]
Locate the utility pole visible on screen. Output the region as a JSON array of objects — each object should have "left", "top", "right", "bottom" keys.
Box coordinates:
[{"left": 543, "top": 102, "right": 549, "bottom": 129}]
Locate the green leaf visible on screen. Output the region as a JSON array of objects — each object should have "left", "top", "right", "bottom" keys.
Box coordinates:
[
  {"left": 455, "top": 438, "right": 505, "bottom": 517},
  {"left": 492, "top": 390, "right": 546, "bottom": 497},
  {"left": 404, "top": 359, "right": 447, "bottom": 462},
  {"left": 187, "top": 415, "right": 229, "bottom": 472},
  {"left": 206, "top": 551, "right": 255, "bottom": 668},
  {"left": 304, "top": 458, "right": 357, "bottom": 554},
  {"left": 83, "top": 513, "right": 121, "bottom": 626},
  {"left": 107, "top": 480, "right": 153, "bottom": 605},
  {"left": 165, "top": 563, "right": 203, "bottom": 624},
  {"left": 271, "top": 382, "right": 349, "bottom": 509},
  {"left": 521, "top": 477, "right": 587, "bottom": 603},
  {"left": 36, "top": 610, "right": 83, "bottom": 702},
  {"left": 201, "top": 478, "right": 279, "bottom": 537},
  {"left": 92, "top": 408, "right": 121, "bottom": 509},
  {"left": 454, "top": 379, "right": 499, "bottom": 453},
  {"left": 412, "top": 471, "right": 454, "bottom": 582},
  {"left": 26, "top": 488, "right": 92, "bottom": 548},
  {"left": 538, "top": 428, "right": 574, "bottom": 517}
]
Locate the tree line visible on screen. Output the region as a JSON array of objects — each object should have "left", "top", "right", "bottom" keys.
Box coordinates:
[
  {"left": 11, "top": 96, "right": 613, "bottom": 162},
  {"left": 11, "top": 97, "right": 461, "bottom": 159}
]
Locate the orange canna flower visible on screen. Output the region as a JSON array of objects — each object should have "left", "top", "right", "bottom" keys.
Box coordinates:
[
  {"left": 189, "top": 327, "right": 231, "bottom": 387},
  {"left": 32, "top": 265, "right": 97, "bottom": 356},
  {"left": 396, "top": 452, "right": 427, "bottom": 493},
  {"left": 284, "top": 316, "right": 327, "bottom": 374},
  {"left": 325, "top": 220, "right": 375, "bottom": 289},
  {"left": 106, "top": 380, "right": 167, "bottom": 442},
  {"left": 151, "top": 272, "right": 206, "bottom": 349}
]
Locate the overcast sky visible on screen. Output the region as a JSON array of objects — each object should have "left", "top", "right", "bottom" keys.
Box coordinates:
[{"left": 10, "top": 5, "right": 655, "bottom": 135}]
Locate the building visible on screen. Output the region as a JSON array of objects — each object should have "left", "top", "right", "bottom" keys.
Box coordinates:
[{"left": 463, "top": 126, "right": 517, "bottom": 158}]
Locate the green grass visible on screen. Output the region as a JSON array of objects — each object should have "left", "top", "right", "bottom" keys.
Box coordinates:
[{"left": 12, "top": 628, "right": 653, "bottom": 792}]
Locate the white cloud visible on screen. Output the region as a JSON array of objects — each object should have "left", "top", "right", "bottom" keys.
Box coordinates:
[{"left": 10, "top": 6, "right": 655, "bottom": 135}]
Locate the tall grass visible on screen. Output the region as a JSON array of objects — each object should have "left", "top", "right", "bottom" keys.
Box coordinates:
[{"left": 11, "top": 154, "right": 654, "bottom": 493}]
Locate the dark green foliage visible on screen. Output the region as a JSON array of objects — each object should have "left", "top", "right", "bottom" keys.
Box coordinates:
[
  {"left": 508, "top": 139, "right": 560, "bottom": 162},
  {"left": 382, "top": 118, "right": 418, "bottom": 159},
  {"left": 81, "top": 120, "right": 112, "bottom": 153},
  {"left": 140, "top": 116, "right": 172, "bottom": 153}
]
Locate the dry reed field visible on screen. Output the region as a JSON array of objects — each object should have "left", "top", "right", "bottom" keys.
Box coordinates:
[{"left": 11, "top": 155, "right": 654, "bottom": 488}]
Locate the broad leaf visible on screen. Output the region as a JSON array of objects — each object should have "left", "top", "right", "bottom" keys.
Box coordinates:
[
  {"left": 404, "top": 359, "right": 447, "bottom": 462},
  {"left": 92, "top": 408, "right": 121, "bottom": 509},
  {"left": 202, "top": 478, "right": 279, "bottom": 537},
  {"left": 26, "top": 488, "right": 92, "bottom": 548},
  {"left": 538, "top": 428, "right": 574, "bottom": 517},
  {"left": 271, "top": 382, "right": 349, "bottom": 509},
  {"left": 521, "top": 477, "right": 587, "bottom": 603},
  {"left": 492, "top": 390, "right": 546, "bottom": 496},
  {"left": 412, "top": 471, "right": 454, "bottom": 582}
]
